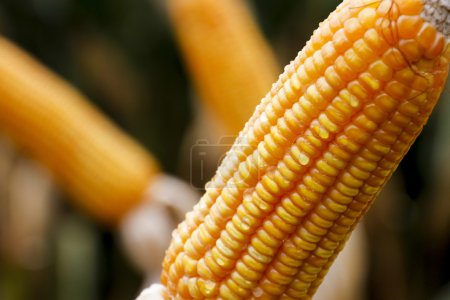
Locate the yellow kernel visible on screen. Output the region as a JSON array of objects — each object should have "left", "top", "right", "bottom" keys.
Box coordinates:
[
  {"left": 298, "top": 183, "right": 321, "bottom": 202},
  {"left": 341, "top": 172, "right": 363, "bottom": 188},
  {"left": 332, "top": 28, "right": 352, "bottom": 53},
  {"left": 348, "top": 83, "right": 368, "bottom": 103},
  {"left": 230, "top": 270, "right": 254, "bottom": 289},
  {"left": 316, "top": 203, "right": 340, "bottom": 220},
  {"left": 354, "top": 38, "right": 377, "bottom": 61},
  {"left": 260, "top": 278, "right": 287, "bottom": 295},
  {"left": 219, "top": 284, "right": 241, "bottom": 300},
  {"left": 267, "top": 268, "right": 294, "bottom": 285},
  {"left": 212, "top": 247, "right": 234, "bottom": 269},
  {"left": 398, "top": 39, "right": 422, "bottom": 62},
  {"left": 284, "top": 155, "right": 302, "bottom": 173},
  {"left": 313, "top": 122, "right": 331, "bottom": 140},
  {"left": 335, "top": 56, "right": 355, "bottom": 81},
  {"left": 296, "top": 65, "right": 310, "bottom": 85},
  {"left": 353, "top": 157, "right": 377, "bottom": 172},
  {"left": 276, "top": 206, "right": 297, "bottom": 225},
  {"left": 340, "top": 89, "right": 360, "bottom": 108},
  {"left": 198, "top": 279, "right": 218, "bottom": 297},
  {"left": 316, "top": 159, "right": 339, "bottom": 177},
  {"left": 278, "top": 163, "right": 298, "bottom": 182},
  {"left": 329, "top": 188, "right": 353, "bottom": 205},
  {"left": 341, "top": 127, "right": 368, "bottom": 148},
  {"left": 183, "top": 255, "right": 198, "bottom": 276},
  {"left": 242, "top": 254, "right": 265, "bottom": 273},
  {"left": 221, "top": 281, "right": 245, "bottom": 299},
  {"left": 344, "top": 48, "right": 366, "bottom": 73},
  {"left": 369, "top": 60, "right": 393, "bottom": 81},
  {"left": 336, "top": 181, "right": 360, "bottom": 197},
  {"left": 321, "top": 41, "right": 338, "bottom": 64},
  {"left": 304, "top": 175, "right": 327, "bottom": 193},
  {"left": 358, "top": 7, "right": 377, "bottom": 29},
  {"left": 281, "top": 198, "right": 304, "bottom": 218},
  {"left": 359, "top": 72, "right": 381, "bottom": 92},
  {"left": 325, "top": 66, "right": 346, "bottom": 89},
  {"left": 368, "top": 141, "right": 391, "bottom": 155},
  {"left": 396, "top": 0, "right": 422, "bottom": 15},
  {"left": 293, "top": 235, "right": 317, "bottom": 251},
  {"left": 248, "top": 245, "right": 272, "bottom": 264},
  {"left": 417, "top": 23, "right": 438, "bottom": 50},
  {"left": 354, "top": 114, "right": 378, "bottom": 132},
  {"left": 261, "top": 175, "right": 281, "bottom": 196},
  {"left": 324, "top": 106, "right": 343, "bottom": 128},
  {"left": 290, "top": 192, "right": 314, "bottom": 213},
  {"left": 374, "top": 93, "right": 397, "bottom": 112},
  {"left": 348, "top": 165, "right": 370, "bottom": 180},
  {"left": 258, "top": 228, "right": 280, "bottom": 248},
  {"left": 397, "top": 15, "right": 423, "bottom": 39},
  {"left": 311, "top": 211, "right": 333, "bottom": 228},
  {"left": 364, "top": 103, "right": 387, "bottom": 123},
  {"left": 364, "top": 28, "right": 389, "bottom": 54},
  {"left": 425, "top": 32, "right": 445, "bottom": 59},
  {"left": 398, "top": 101, "right": 419, "bottom": 117},
  {"left": 217, "top": 238, "right": 239, "bottom": 259},
  {"left": 263, "top": 219, "right": 285, "bottom": 240},
  {"left": 329, "top": 144, "right": 352, "bottom": 163},
  {"left": 383, "top": 48, "right": 408, "bottom": 71}
]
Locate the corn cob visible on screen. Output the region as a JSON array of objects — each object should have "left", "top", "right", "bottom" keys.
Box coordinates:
[
  {"left": 0, "top": 37, "right": 159, "bottom": 225},
  {"left": 168, "top": 0, "right": 279, "bottom": 134},
  {"left": 161, "top": 0, "right": 450, "bottom": 298}
]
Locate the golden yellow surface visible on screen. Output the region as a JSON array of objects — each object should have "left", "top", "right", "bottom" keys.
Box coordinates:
[
  {"left": 168, "top": 0, "right": 279, "bottom": 134},
  {"left": 161, "top": 0, "right": 449, "bottom": 298},
  {"left": 0, "top": 37, "right": 159, "bottom": 225}
]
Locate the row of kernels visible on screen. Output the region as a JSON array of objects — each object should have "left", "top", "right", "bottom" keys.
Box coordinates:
[
  {"left": 221, "top": 171, "right": 342, "bottom": 296},
  {"left": 257, "top": 112, "right": 402, "bottom": 295},
  {"left": 230, "top": 217, "right": 294, "bottom": 270}
]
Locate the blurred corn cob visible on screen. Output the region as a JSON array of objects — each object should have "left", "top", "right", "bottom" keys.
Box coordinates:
[
  {"left": 0, "top": 37, "right": 159, "bottom": 225},
  {"left": 161, "top": 0, "right": 450, "bottom": 298},
  {"left": 168, "top": 0, "right": 279, "bottom": 134}
]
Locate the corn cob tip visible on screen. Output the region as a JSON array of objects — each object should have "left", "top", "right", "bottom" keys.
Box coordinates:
[{"left": 422, "top": 0, "right": 450, "bottom": 38}]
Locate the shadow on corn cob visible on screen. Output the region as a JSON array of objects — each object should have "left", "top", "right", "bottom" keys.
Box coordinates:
[{"left": 161, "top": 0, "right": 450, "bottom": 298}]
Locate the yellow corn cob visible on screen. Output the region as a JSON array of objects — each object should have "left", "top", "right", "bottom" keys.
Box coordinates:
[
  {"left": 0, "top": 37, "right": 159, "bottom": 225},
  {"left": 161, "top": 0, "right": 450, "bottom": 298},
  {"left": 168, "top": 0, "right": 279, "bottom": 134}
]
